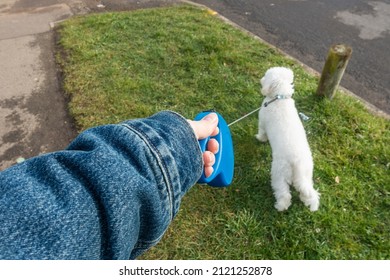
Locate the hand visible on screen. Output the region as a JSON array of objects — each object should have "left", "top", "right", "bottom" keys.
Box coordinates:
[{"left": 188, "top": 113, "right": 219, "bottom": 178}]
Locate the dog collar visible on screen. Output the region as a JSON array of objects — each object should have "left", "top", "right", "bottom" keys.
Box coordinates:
[{"left": 263, "top": 95, "right": 290, "bottom": 107}]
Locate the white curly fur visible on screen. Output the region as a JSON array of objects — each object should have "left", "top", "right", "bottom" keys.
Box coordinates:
[{"left": 256, "top": 67, "right": 320, "bottom": 211}]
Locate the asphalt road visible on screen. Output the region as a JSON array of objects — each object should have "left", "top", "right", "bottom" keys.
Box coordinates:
[{"left": 191, "top": 0, "right": 390, "bottom": 115}]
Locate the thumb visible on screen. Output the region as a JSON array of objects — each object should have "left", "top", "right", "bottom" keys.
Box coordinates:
[{"left": 188, "top": 113, "right": 219, "bottom": 140}]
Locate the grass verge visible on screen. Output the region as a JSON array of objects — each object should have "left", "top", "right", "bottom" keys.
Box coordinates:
[{"left": 57, "top": 5, "right": 389, "bottom": 259}]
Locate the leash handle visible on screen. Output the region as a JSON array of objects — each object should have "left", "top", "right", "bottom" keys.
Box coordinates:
[{"left": 194, "top": 111, "right": 234, "bottom": 187}]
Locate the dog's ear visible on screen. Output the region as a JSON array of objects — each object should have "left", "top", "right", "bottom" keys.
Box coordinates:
[
  {"left": 261, "top": 76, "right": 282, "bottom": 97},
  {"left": 260, "top": 76, "right": 268, "bottom": 95},
  {"left": 260, "top": 76, "right": 268, "bottom": 96},
  {"left": 268, "top": 79, "right": 282, "bottom": 95},
  {"left": 261, "top": 67, "right": 294, "bottom": 96}
]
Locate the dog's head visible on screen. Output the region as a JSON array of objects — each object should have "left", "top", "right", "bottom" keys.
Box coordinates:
[{"left": 260, "top": 67, "right": 294, "bottom": 97}]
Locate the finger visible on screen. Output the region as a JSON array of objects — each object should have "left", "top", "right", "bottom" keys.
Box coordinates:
[
  {"left": 188, "top": 113, "right": 219, "bottom": 139},
  {"left": 210, "top": 126, "right": 219, "bottom": 137},
  {"left": 204, "top": 166, "right": 214, "bottom": 178},
  {"left": 207, "top": 138, "right": 219, "bottom": 154},
  {"left": 203, "top": 151, "right": 216, "bottom": 167}
]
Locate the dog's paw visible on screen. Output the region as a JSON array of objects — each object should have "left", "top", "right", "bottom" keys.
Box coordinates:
[
  {"left": 255, "top": 133, "right": 268, "bottom": 142},
  {"left": 274, "top": 197, "right": 291, "bottom": 211},
  {"left": 300, "top": 190, "right": 320, "bottom": 212},
  {"left": 307, "top": 197, "right": 320, "bottom": 212},
  {"left": 309, "top": 203, "right": 319, "bottom": 212}
]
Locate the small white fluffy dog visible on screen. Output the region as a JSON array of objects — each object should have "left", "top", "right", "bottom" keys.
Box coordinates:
[{"left": 256, "top": 67, "right": 320, "bottom": 211}]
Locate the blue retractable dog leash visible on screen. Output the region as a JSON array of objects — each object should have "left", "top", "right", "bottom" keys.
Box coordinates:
[{"left": 194, "top": 107, "right": 261, "bottom": 187}]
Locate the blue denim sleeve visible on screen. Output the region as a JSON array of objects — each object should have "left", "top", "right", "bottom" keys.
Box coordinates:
[{"left": 0, "top": 111, "right": 203, "bottom": 259}]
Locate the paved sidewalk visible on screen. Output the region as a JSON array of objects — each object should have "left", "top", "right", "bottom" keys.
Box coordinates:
[{"left": 0, "top": 0, "right": 179, "bottom": 170}]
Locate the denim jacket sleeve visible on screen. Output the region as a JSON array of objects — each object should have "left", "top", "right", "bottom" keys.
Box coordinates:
[{"left": 0, "top": 111, "right": 203, "bottom": 259}]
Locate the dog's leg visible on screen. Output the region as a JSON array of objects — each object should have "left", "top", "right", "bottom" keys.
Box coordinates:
[
  {"left": 300, "top": 187, "right": 320, "bottom": 211},
  {"left": 271, "top": 160, "right": 292, "bottom": 211},
  {"left": 293, "top": 164, "right": 320, "bottom": 211},
  {"left": 255, "top": 121, "right": 268, "bottom": 142},
  {"left": 296, "top": 181, "right": 320, "bottom": 211}
]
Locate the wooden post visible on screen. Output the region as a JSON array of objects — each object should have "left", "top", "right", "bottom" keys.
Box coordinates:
[{"left": 316, "top": 44, "right": 352, "bottom": 99}]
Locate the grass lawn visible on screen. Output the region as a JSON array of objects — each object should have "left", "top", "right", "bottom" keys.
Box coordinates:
[{"left": 57, "top": 5, "right": 389, "bottom": 259}]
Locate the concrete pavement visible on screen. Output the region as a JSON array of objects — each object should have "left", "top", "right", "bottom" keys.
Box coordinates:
[
  {"left": 0, "top": 0, "right": 81, "bottom": 170},
  {"left": 0, "top": 0, "right": 179, "bottom": 170}
]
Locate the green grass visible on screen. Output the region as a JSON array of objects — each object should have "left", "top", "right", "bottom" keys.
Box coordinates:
[{"left": 57, "top": 5, "right": 389, "bottom": 259}]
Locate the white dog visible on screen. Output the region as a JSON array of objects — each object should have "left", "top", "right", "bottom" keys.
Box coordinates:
[{"left": 256, "top": 67, "right": 320, "bottom": 211}]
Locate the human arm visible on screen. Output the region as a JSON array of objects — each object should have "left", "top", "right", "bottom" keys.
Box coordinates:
[{"left": 0, "top": 111, "right": 218, "bottom": 259}]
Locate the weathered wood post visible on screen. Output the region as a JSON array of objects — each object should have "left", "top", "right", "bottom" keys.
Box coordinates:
[{"left": 316, "top": 44, "right": 352, "bottom": 99}]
